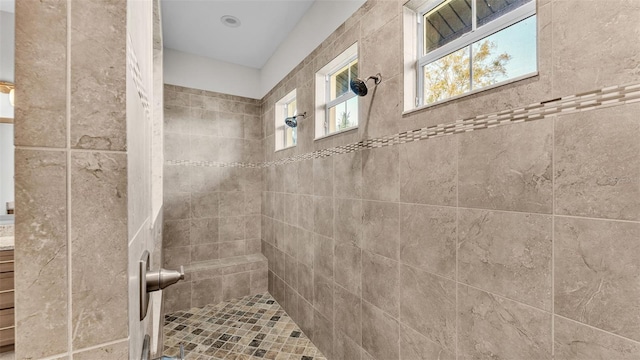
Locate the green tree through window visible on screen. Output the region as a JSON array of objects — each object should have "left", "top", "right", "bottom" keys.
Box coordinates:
[{"left": 424, "top": 39, "right": 511, "bottom": 104}]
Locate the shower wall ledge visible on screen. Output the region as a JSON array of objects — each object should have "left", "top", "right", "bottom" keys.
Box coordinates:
[{"left": 164, "top": 254, "right": 268, "bottom": 313}]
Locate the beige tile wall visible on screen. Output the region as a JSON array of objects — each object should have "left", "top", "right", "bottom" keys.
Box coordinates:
[
  {"left": 162, "top": 84, "right": 264, "bottom": 311},
  {"left": 260, "top": 1, "right": 640, "bottom": 359},
  {"left": 14, "top": 0, "right": 160, "bottom": 358}
]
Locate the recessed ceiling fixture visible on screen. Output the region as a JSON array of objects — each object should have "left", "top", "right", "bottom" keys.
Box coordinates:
[{"left": 220, "top": 15, "right": 241, "bottom": 28}]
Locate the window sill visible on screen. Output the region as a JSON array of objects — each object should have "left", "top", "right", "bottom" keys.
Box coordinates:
[
  {"left": 275, "top": 145, "right": 296, "bottom": 153},
  {"left": 403, "top": 72, "right": 539, "bottom": 116},
  {"left": 314, "top": 126, "right": 358, "bottom": 141}
]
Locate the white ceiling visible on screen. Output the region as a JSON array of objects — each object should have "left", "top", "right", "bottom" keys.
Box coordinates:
[
  {"left": 161, "top": 0, "right": 316, "bottom": 69},
  {"left": 0, "top": 0, "right": 14, "bottom": 13}
]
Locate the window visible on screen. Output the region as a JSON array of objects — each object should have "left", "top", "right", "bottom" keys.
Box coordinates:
[
  {"left": 404, "top": 0, "right": 537, "bottom": 109},
  {"left": 275, "top": 89, "right": 297, "bottom": 151},
  {"left": 315, "top": 42, "right": 359, "bottom": 139}
]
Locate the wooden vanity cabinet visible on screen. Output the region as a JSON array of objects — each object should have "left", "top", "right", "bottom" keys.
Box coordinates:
[{"left": 0, "top": 249, "right": 14, "bottom": 353}]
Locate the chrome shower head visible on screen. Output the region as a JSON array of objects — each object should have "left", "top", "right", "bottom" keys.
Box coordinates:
[
  {"left": 350, "top": 73, "right": 382, "bottom": 97},
  {"left": 285, "top": 112, "right": 306, "bottom": 128},
  {"left": 285, "top": 116, "right": 298, "bottom": 128}
]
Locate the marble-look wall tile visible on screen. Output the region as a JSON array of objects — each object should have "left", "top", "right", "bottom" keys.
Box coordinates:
[
  {"left": 362, "top": 250, "right": 399, "bottom": 317},
  {"left": 458, "top": 285, "right": 552, "bottom": 360},
  {"left": 297, "top": 263, "right": 314, "bottom": 303},
  {"left": 164, "top": 281, "right": 191, "bottom": 314},
  {"left": 73, "top": 339, "right": 128, "bottom": 360},
  {"left": 70, "top": 0, "right": 126, "bottom": 150},
  {"left": 400, "top": 324, "right": 455, "bottom": 360},
  {"left": 313, "top": 310, "right": 334, "bottom": 359},
  {"left": 250, "top": 268, "right": 268, "bottom": 293},
  {"left": 219, "top": 192, "right": 245, "bottom": 216},
  {"left": 362, "top": 301, "right": 399, "bottom": 360},
  {"left": 458, "top": 209, "right": 552, "bottom": 310},
  {"left": 14, "top": 150, "right": 68, "bottom": 359},
  {"left": 333, "top": 330, "right": 362, "bottom": 360},
  {"left": 554, "top": 316, "right": 640, "bottom": 360},
  {"left": 163, "top": 220, "right": 189, "bottom": 248},
  {"left": 313, "top": 196, "right": 334, "bottom": 238},
  {"left": 283, "top": 193, "right": 298, "bottom": 225},
  {"left": 192, "top": 110, "right": 218, "bottom": 137},
  {"left": 297, "top": 228, "right": 314, "bottom": 268},
  {"left": 285, "top": 285, "right": 299, "bottom": 321},
  {"left": 298, "top": 160, "right": 314, "bottom": 195},
  {"left": 359, "top": 74, "right": 402, "bottom": 139},
  {"left": 360, "top": 15, "right": 402, "bottom": 80},
  {"left": 189, "top": 135, "right": 221, "bottom": 162},
  {"left": 334, "top": 198, "right": 362, "bottom": 246},
  {"left": 555, "top": 217, "right": 640, "bottom": 341},
  {"left": 400, "top": 265, "right": 456, "bottom": 353},
  {"left": 458, "top": 119, "right": 553, "bottom": 214},
  {"left": 313, "top": 272, "right": 334, "bottom": 320},
  {"left": 313, "top": 234, "right": 334, "bottom": 278},
  {"left": 334, "top": 242, "right": 362, "bottom": 296},
  {"left": 555, "top": 104, "right": 640, "bottom": 221},
  {"left": 362, "top": 200, "right": 399, "bottom": 260},
  {"left": 190, "top": 192, "right": 218, "bottom": 218},
  {"left": 189, "top": 167, "right": 220, "bottom": 193},
  {"left": 298, "top": 195, "right": 314, "bottom": 232},
  {"left": 190, "top": 218, "right": 218, "bottom": 245},
  {"left": 164, "top": 246, "right": 190, "bottom": 271},
  {"left": 552, "top": 0, "right": 640, "bottom": 97},
  {"left": 164, "top": 165, "right": 190, "bottom": 193},
  {"left": 284, "top": 253, "right": 298, "bottom": 288},
  {"left": 362, "top": 147, "right": 400, "bottom": 202},
  {"left": 313, "top": 157, "right": 334, "bottom": 197},
  {"left": 282, "top": 162, "right": 299, "bottom": 194},
  {"left": 71, "top": 152, "right": 128, "bottom": 349},
  {"left": 218, "top": 112, "right": 245, "bottom": 139},
  {"left": 399, "top": 204, "right": 456, "bottom": 279},
  {"left": 192, "top": 277, "right": 223, "bottom": 308},
  {"left": 334, "top": 151, "right": 362, "bottom": 199},
  {"left": 399, "top": 124, "right": 457, "bottom": 207},
  {"left": 358, "top": 0, "right": 398, "bottom": 36},
  {"left": 219, "top": 216, "right": 245, "bottom": 242},
  {"left": 222, "top": 272, "right": 250, "bottom": 300},
  {"left": 164, "top": 192, "right": 190, "bottom": 220},
  {"left": 14, "top": 0, "right": 67, "bottom": 148},
  {"left": 244, "top": 114, "right": 263, "bottom": 140},
  {"left": 298, "top": 298, "right": 314, "bottom": 339},
  {"left": 334, "top": 285, "right": 362, "bottom": 346}
]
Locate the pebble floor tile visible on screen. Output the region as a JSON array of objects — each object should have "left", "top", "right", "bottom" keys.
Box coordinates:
[{"left": 163, "top": 293, "right": 326, "bottom": 360}]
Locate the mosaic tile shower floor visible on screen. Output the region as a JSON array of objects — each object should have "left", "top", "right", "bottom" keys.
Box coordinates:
[{"left": 163, "top": 293, "right": 326, "bottom": 360}]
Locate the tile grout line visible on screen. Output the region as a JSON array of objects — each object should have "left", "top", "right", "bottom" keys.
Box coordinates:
[
  {"left": 212, "top": 189, "right": 640, "bottom": 227},
  {"left": 70, "top": 338, "right": 128, "bottom": 355},
  {"left": 553, "top": 314, "right": 640, "bottom": 347},
  {"left": 66, "top": 0, "right": 73, "bottom": 357},
  {"left": 551, "top": 113, "right": 556, "bottom": 358},
  {"left": 455, "top": 133, "right": 459, "bottom": 360},
  {"left": 550, "top": 2, "right": 556, "bottom": 353}
]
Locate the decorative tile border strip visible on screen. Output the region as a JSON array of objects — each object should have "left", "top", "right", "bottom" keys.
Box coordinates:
[
  {"left": 166, "top": 82, "right": 640, "bottom": 169},
  {"left": 127, "top": 34, "right": 151, "bottom": 120}
]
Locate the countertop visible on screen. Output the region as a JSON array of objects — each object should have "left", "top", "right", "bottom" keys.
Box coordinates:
[{"left": 0, "top": 236, "right": 14, "bottom": 251}]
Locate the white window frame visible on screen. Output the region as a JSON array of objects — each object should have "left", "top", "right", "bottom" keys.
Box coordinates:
[
  {"left": 404, "top": 0, "right": 537, "bottom": 111},
  {"left": 315, "top": 42, "right": 358, "bottom": 140},
  {"left": 275, "top": 89, "right": 297, "bottom": 151}
]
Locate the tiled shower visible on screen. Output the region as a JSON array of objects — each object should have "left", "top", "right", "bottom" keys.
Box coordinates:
[
  {"left": 9, "top": 0, "right": 640, "bottom": 359},
  {"left": 162, "top": 86, "right": 267, "bottom": 313},
  {"left": 162, "top": 1, "right": 640, "bottom": 359}
]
